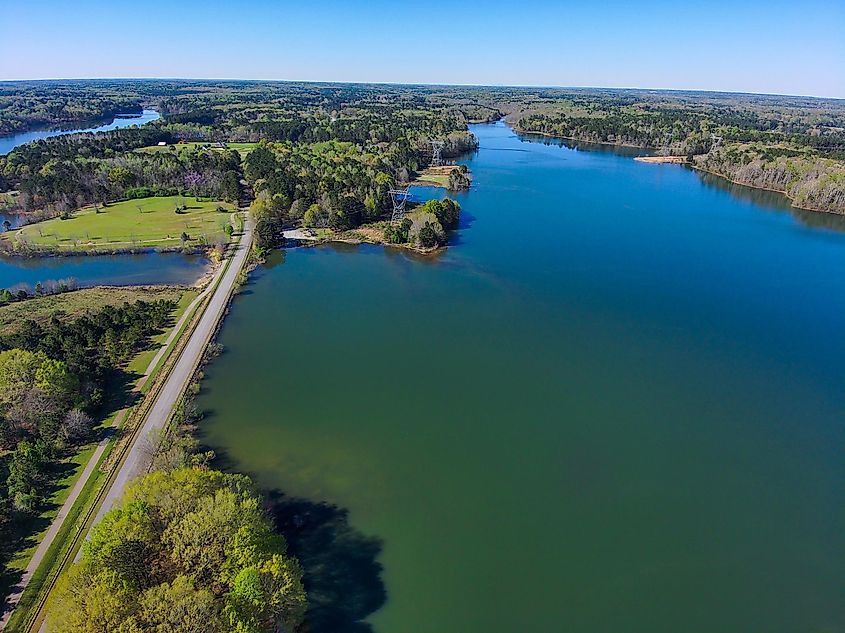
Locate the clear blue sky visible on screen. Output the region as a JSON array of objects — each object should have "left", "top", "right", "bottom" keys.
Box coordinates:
[{"left": 2, "top": 0, "right": 843, "bottom": 98}]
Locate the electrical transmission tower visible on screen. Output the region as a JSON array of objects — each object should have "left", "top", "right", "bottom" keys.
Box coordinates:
[
  {"left": 429, "top": 140, "right": 445, "bottom": 167},
  {"left": 388, "top": 187, "right": 411, "bottom": 223},
  {"left": 710, "top": 134, "right": 723, "bottom": 150}
]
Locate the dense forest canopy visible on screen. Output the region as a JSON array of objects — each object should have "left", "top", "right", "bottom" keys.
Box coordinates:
[
  {"left": 0, "top": 81, "right": 478, "bottom": 223},
  {"left": 495, "top": 87, "right": 845, "bottom": 213},
  {"left": 48, "top": 467, "right": 306, "bottom": 633}
]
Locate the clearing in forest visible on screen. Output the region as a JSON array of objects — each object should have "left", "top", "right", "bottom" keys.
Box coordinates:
[{"left": 10, "top": 196, "right": 235, "bottom": 252}]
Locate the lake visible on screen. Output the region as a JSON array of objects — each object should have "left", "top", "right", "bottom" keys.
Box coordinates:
[
  {"left": 0, "top": 107, "right": 214, "bottom": 289},
  {"left": 0, "top": 252, "right": 210, "bottom": 290},
  {"left": 0, "top": 109, "right": 161, "bottom": 156},
  {"left": 196, "top": 122, "right": 845, "bottom": 633}
]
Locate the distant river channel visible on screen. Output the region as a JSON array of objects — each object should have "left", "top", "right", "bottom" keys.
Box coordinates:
[
  {"left": 0, "top": 109, "right": 160, "bottom": 156},
  {"left": 0, "top": 109, "right": 214, "bottom": 289}
]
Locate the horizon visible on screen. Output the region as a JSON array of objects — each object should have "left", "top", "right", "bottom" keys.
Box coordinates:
[
  {"left": 2, "top": 0, "right": 843, "bottom": 99},
  {"left": 0, "top": 76, "right": 842, "bottom": 102}
]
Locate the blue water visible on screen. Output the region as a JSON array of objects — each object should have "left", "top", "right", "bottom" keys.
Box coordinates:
[
  {"left": 0, "top": 252, "right": 209, "bottom": 290},
  {"left": 0, "top": 109, "right": 160, "bottom": 156},
  {"left": 197, "top": 121, "right": 845, "bottom": 633},
  {"left": 0, "top": 109, "right": 213, "bottom": 288}
]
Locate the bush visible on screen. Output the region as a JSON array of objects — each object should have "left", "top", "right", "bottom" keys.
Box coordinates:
[
  {"left": 383, "top": 218, "right": 411, "bottom": 244},
  {"left": 408, "top": 211, "right": 446, "bottom": 248}
]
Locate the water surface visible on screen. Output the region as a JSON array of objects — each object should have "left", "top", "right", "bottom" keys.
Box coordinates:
[
  {"left": 0, "top": 252, "right": 209, "bottom": 290},
  {"left": 197, "top": 122, "right": 845, "bottom": 633},
  {"left": 0, "top": 109, "right": 160, "bottom": 156}
]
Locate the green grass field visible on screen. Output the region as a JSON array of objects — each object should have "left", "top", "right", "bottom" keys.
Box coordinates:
[
  {"left": 412, "top": 173, "right": 450, "bottom": 187},
  {"left": 0, "top": 286, "right": 188, "bottom": 334},
  {"left": 136, "top": 142, "right": 258, "bottom": 158},
  {"left": 11, "top": 196, "right": 234, "bottom": 252}
]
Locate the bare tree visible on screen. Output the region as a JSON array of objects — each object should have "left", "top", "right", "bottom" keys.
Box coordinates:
[{"left": 61, "top": 409, "right": 95, "bottom": 443}]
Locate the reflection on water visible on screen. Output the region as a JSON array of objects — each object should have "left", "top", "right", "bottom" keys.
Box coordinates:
[
  {"left": 695, "top": 170, "right": 845, "bottom": 231},
  {"left": 0, "top": 252, "right": 209, "bottom": 289},
  {"left": 516, "top": 131, "right": 653, "bottom": 158},
  {"left": 516, "top": 129, "right": 845, "bottom": 233},
  {"left": 191, "top": 121, "right": 845, "bottom": 633}
]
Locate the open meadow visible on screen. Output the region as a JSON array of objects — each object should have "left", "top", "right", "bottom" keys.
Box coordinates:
[{"left": 9, "top": 196, "right": 234, "bottom": 253}]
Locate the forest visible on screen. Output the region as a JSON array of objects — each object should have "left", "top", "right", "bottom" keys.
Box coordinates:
[
  {"left": 0, "top": 80, "right": 143, "bottom": 136},
  {"left": 3, "top": 79, "right": 845, "bottom": 633},
  {"left": 0, "top": 300, "right": 176, "bottom": 580},
  {"left": 0, "top": 81, "right": 478, "bottom": 236},
  {"left": 501, "top": 88, "right": 845, "bottom": 213},
  {"left": 3, "top": 81, "right": 843, "bottom": 218}
]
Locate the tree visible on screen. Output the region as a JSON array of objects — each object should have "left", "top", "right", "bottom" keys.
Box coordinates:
[
  {"left": 137, "top": 576, "right": 222, "bottom": 633},
  {"left": 107, "top": 166, "right": 134, "bottom": 190},
  {"left": 221, "top": 170, "right": 241, "bottom": 203},
  {"left": 0, "top": 349, "right": 46, "bottom": 407},
  {"left": 48, "top": 468, "right": 306, "bottom": 633},
  {"left": 302, "top": 203, "right": 323, "bottom": 228},
  {"left": 288, "top": 198, "right": 308, "bottom": 222},
  {"left": 383, "top": 218, "right": 411, "bottom": 244},
  {"left": 408, "top": 211, "right": 445, "bottom": 248},
  {"left": 254, "top": 217, "right": 284, "bottom": 250},
  {"left": 61, "top": 409, "right": 95, "bottom": 443},
  {"left": 7, "top": 439, "right": 49, "bottom": 513}
]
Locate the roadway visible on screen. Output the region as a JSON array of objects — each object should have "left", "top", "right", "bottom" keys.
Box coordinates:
[
  {"left": 0, "top": 217, "right": 252, "bottom": 631},
  {"left": 90, "top": 217, "right": 253, "bottom": 525}
]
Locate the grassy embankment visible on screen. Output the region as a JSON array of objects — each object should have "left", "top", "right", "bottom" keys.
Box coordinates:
[
  {"left": 411, "top": 165, "right": 464, "bottom": 188},
  {"left": 6, "top": 196, "right": 235, "bottom": 254},
  {"left": 0, "top": 286, "right": 197, "bottom": 626}
]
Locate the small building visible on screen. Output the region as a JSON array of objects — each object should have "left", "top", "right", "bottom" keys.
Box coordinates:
[{"left": 157, "top": 141, "right": 167, "bottom": 146}]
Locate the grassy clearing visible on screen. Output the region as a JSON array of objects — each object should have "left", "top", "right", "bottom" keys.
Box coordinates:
[
  {"left": 10, "top": 196, "right": 234, "bottom": 253},
  {"left": 136, "top": 142, "right": 257, "bottom": 158},
  {"left": 0, "top": 286, "right": 187, "bottom": 335},
  {"left": 411, "top": 165, "right": 460, "bottom": 188},
  {"left": 412, "top": 173, "right": 450, "bottom": 187}
]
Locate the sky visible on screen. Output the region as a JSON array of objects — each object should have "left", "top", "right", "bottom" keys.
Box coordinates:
[{"left": 2, "top": 0, "right": 844, "bottom": 98}]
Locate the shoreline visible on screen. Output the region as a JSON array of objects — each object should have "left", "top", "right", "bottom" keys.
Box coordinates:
[
  {"left": 0, "top": 243, "right": 210, "bottom": 259},
  {"left": 634, "top": 155, "right": 688, "bottom": 164},
  {"left": 514, "top": 123, "right": 842, "bottom": 216},
  {"left": 688, "top": 163, "right": 842, "bottom": 216},
  {"left": 511, "top": 124, "right": 653, "bottom": 152},
  {"left": 307, "top": 234, "right": 443, "bottom": 256}
]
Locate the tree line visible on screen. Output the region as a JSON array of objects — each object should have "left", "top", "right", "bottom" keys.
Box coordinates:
[{"left": 0, "top": 300, "right": 176, "bottom": 563}]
